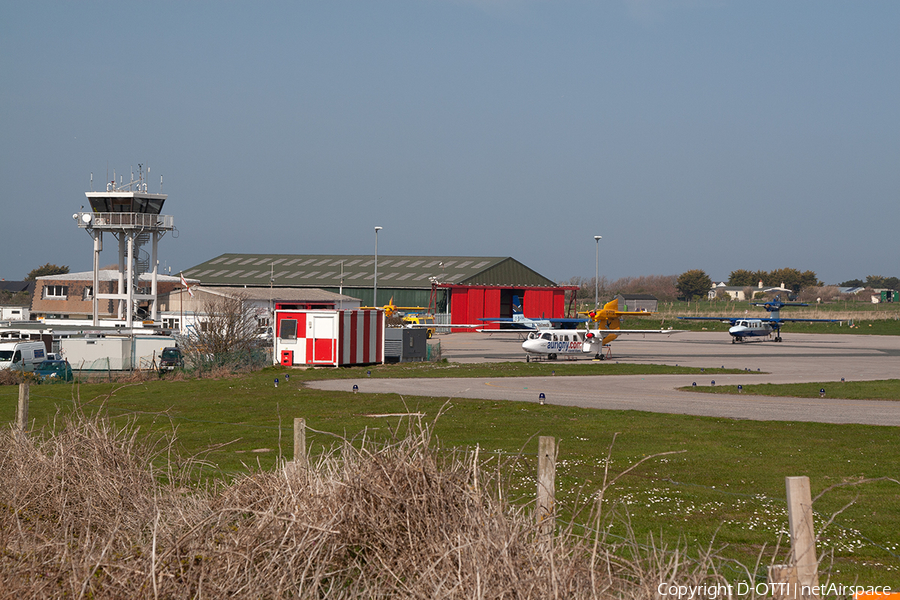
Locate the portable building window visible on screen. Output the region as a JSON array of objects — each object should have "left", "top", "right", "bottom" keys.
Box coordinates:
[{"left": 280, "top": 319, "right": 298, "bottom": 340}]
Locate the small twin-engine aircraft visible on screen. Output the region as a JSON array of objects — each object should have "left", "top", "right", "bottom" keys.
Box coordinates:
[
  {"left": 522, "top": 298, "right": 681, "bottom": 361},
  {"left": 678, "top": 296, "right": 840, "bottom": 343}
]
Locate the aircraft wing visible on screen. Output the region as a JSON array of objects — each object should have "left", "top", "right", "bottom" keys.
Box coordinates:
[
  {"left": 403, "top": 323, "right": 482, "bottom": 329},
  {"left": 478, "top": 317, "right": 588, "bottom": 324},
  {"left": 599, "top": 329, "right": 684, "bottom": 335},
  {"left": 476, "top": 324, "right": 542, "bottom": 333},
  {"left": 765, "top": 318, "right": 842, "bottom": 323},
  {"left": 478, "top": 317, "right": 588, "bottom": 331},
  {"left": 678, "top": 317, "right": 739, "bottom": 324}
]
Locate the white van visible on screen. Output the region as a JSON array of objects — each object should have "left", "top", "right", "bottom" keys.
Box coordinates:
[{"left": 0, "top": 341, "right": 48, "bottom": 372}]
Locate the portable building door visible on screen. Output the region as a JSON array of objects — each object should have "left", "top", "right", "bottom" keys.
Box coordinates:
[{"left": 307, "top": 314, "right": 337, "bottom": 365}]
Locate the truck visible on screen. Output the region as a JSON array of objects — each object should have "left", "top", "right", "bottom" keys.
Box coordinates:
[
  {"left": 0, "top": 341, "right": 48, "bottom": 372},
  {"left": 401, "top": 313, "right": 436, "bottom": 338}
]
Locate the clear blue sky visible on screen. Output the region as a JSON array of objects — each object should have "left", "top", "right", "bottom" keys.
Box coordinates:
[{"left": 2, "top": 1, "right": 898, "bottom": 285}]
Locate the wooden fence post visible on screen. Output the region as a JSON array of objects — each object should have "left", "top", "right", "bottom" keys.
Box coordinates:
[
  {"left": 16, "top": 382, "right": 29, "bottom": 439},
  {"left": 786, "top": 476, "right": 819, "bottom": 593},
  {"left": 767, "top": 564, "right": 799, "bottom": 600},
  {"left": 293, "top": 417, "right": 307, "bottom": 469},
  {"left": 536, "top": 436, "right": 556, "bottom": 535}
]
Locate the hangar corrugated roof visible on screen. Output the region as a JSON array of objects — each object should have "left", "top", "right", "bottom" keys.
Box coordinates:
[
  {"left": 182, "top": 254, "right": 559, "bottom": 289},
  {"left": 186, "top": 286, "right": 355, "bottom": 303}
]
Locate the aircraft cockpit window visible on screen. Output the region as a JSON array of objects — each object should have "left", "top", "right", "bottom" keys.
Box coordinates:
[{"left": 541, "top": 332, "right": 552, "bottom": 341}]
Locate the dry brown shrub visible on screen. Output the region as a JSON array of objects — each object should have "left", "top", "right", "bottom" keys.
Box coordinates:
[
  {"left": 796, "top": 286, "right": 841, "bottom": 303},
  {"left": 1, "top": 410, "right": 748, "bottom": 599},
  {"left": 0, "top": 369, "right": 27, "bottom": 386}
]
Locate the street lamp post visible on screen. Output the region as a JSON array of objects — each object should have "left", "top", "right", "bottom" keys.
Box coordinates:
[
  {"left": 594, "top": 235, "right": 602, "bottom": 309},
  {"left": 374, "top": 226, "right": 383, "bottom": 306}
]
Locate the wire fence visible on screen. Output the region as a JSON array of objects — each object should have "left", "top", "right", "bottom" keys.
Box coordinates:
[{"left": 187, "top": 347, "right": 273, "bottom": 372}]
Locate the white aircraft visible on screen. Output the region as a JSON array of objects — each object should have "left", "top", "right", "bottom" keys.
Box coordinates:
[
  {"left": 521, "top": 326, "right": 680, "bottom": 361},
  {"left": 679, "top": 296, "right": 840, "bottom": 343},
  {"left": 522, "top": 298, "right": 682, "bottom": 361}
]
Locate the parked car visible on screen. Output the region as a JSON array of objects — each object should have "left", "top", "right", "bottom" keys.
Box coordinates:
[
  {"left": 159, "top": 347, "right": 185, "bottom": 371},
  {"left": 34, "top": 359, "right": 73, "bottom": 383}
]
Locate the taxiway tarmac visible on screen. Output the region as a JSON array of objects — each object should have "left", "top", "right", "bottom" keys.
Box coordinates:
[{"left": 307, "top": 332, "right": 900, "bottom": 426}]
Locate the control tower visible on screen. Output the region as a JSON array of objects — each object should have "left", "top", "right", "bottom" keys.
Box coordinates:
[{"left": 75, "top": 167, "right": 175, "bottom": 327}]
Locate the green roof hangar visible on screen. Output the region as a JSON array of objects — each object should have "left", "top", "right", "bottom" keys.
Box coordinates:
[{"left": 181, "top": 254, "right": 576, "bottom": 331}]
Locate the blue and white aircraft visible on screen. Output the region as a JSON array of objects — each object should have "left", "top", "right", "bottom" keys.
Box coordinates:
[{"left": 679, "top": 296, "right": 840, "bottom": 343}]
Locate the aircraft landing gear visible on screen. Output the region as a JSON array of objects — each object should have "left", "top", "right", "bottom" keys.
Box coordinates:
[
  {"left": 548, "top": 353, "right": 558, "bottom": 360},
  {"left": 526, "top": 355, "right": 531, "bottom": 363},
  {"left": 594, "top": 353, "right": 604, "bottom": 360}
]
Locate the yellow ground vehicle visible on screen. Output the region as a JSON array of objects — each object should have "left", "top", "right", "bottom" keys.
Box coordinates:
[{"left": 402, "top": 314, "right": 436, "bottom": 338}]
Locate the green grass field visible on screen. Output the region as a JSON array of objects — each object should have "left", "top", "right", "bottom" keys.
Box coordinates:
[
  {"left": 3, "top": 362, "right": 898, "bottom": 586},
  {"left": 685, "top": 379, "right": 900, "bottom": 400}
]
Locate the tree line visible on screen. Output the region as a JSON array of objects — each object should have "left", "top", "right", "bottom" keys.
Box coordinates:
[
  {"left": 565, "top": 268, "right": 899, "bottom": 304},
  {"left": 725, "top": 268, "right": 820, "bottom": 291}
]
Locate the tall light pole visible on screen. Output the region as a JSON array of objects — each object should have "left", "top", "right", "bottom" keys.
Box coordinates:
[
  {"left": 374, "top": 226, "right": 383, "bottom": 306},
  {"left": 594, "top": 235, "right": 602, "bottom": 309},
  {"left": 339, "top": 260, "right": 344, "bottom": 310}
]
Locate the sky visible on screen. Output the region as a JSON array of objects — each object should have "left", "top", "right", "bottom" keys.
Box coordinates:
[{"left": 2, "top": 1, "right": 898, "bottom": 286}]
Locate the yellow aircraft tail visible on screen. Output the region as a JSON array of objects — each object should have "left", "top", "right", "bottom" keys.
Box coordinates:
[
  {"left": 580, "top": 298, "right": 654, "bottom": 345},
  {"left": 597, "top": 299, "right": 621, "bottom": 344}
]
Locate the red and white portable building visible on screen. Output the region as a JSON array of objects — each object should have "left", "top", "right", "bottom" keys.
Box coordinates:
[{"left": 274, "top": 309, "right": 384, "bottom": 367}]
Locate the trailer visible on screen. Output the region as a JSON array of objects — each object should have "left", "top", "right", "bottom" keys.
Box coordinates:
[
  {"left": 275, "top": 309, "right": 384, "bottom": 367},
  {"left": 60, "top": 335, "right": 177, "bottom": 371}
]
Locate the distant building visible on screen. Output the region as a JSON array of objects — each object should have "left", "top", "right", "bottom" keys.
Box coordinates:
[
  {"left": 0, "top": 306, "right": 30, "bottom": 321},
  {"left": 31, "top": 271, "right": 185, "bottom": 321},
  {"left": 709, "top": 283, "right": 751, "bottom": 301},
  {"left": 709, "top": 281, "right": 792, "bottom": 301},
  {"left": 615, "top": 294, "right": 658, "bottom": 312},
  {"left": 838, "top": 287, "right": 865, "bottom": 296},
  {"left": 0, "top": 280, "right": 35, "bottom": 295},
  {"left": 159, "top": 285, "right": 359, "bottom": 335},
  {"left": 0, "top": 280, "right": 33, "bottom": 321}
]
